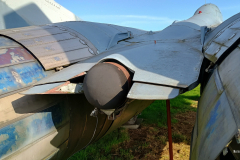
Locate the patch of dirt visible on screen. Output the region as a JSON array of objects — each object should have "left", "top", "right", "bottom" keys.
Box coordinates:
[
  {"left": 190, "top": 100, "right": 198, "bottom": 108},
  {"left": 172, "top": 111, "right": 196, "bottom": 145},
  {"left": 111, "top": 111, "right": 196, "bottom": 160},
  {"left": 159, "top": 142, "right": 190, "bottom": 160}
]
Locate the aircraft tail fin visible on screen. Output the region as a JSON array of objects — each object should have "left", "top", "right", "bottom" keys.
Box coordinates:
[{"left": 0, "top": 0, "right": 81, "bottom": 29}]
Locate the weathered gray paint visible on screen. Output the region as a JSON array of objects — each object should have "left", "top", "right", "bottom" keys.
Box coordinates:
[
  {"left": 191, "top": 70, "right": 237, "bottom": 160},
  {"left": 3, "top": 124, "right": 70, "bottom": 160},
  {"left": 204, "top": 13, "right": 240, "bottom": 62},
  {"left": 21, "top": 4, "right": 221, "bottom": 92},
  {"left": 0, "top": 25, "right": 97, "bottom": 70},
  {"left": 58, "top": 21, "right": 146, "bottom": 53},
  {"left": 127, "top": 83, "right": 179, "bottom": 100},
  {"left": 218, "top": 47, "right": 240, "bottom": 129},
  {"left": 21, "top": 83, "right": 64, "bottom": 95}
]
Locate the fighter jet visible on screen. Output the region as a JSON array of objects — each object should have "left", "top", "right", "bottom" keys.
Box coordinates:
[{"left": 0, "top": 1, "right": 239, "bottom": 159}]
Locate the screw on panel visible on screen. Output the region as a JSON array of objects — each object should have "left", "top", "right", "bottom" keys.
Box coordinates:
[
  {"left": 59, "top": 27, "right": 67, "bottom": 31},
  {"left": 88, "top": 48, "right": 94, "bottom": 55},
  {"left": 79, "top": 39, "right": 86, "bottom": 45},
  {"left": 228, "top": 33, "right": 236, "bottom": 40}
]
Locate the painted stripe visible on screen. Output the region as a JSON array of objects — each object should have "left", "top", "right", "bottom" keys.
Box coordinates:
[{"left": 206, "top": 100, "right": 221, "bottom": 138}]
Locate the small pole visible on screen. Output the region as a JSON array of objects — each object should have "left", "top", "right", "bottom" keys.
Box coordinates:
[{"left": 166, "top": 100, "right": 173, "bottom": 160}]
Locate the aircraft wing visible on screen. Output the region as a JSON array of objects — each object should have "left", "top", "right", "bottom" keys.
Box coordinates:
[{"left": 1, "top": 19, "right": 206, "bottom": 100}]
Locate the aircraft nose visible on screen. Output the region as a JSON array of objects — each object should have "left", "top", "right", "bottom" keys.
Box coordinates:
[{"left": 83, "top": 62, "right": 131, "bottom": 109}]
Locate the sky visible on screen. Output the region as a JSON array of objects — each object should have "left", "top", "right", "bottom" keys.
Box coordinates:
[{"left": 55, "top": 0, "right": 240, "bottom": 31}]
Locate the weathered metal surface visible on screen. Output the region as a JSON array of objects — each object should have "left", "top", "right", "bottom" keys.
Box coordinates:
[
  {"left": 38, "top": 48, "right": 93, "bottom": 70},
  {"left": 0, "top": 25, "right": 98, "bottom": 70},
  {"left": 5, "top": 125, "right": 69, "bottom": 160},
  {"left": 0, "top": 0, "right": 80, "bottom": 30},
  {"left": 100, "top": 40, "right": 203, "bottom": 88},
  {"left": 1, "top": 26, "right": 54, "bottom": 35},
  {"left": 127, "top": 83, "right": 179, "bottom": 100},
  {"left": 0, "top": 61, "right": 47, "bottom": 95},
  {"left": 21, "top": 82, "right": 65, "bottom": 95},
  {"left": 58, "top": 21, "right": 147, "bottom": 53},
  {"left": 0, "top": 36, "right": 19, "bottom": 48},
  {"left": 0, "top": 36, "right": 35, "bottom": 67},
  {"left": 32, "top": 4, "right": 223, "bottom": 89},
  {"left": 60, "top": 94, "right": 112, "bottom": 159},
  {"left": 191, "top": 71, "right": 237, "bottom": 160},
  {"left": 22, "top": 72, "right": 86, "bottom": 95},
  {"left": 18, "top": 32, "right": 75, "bottom": 47},
  {"left": 0, "top": 94, "right": 66, "bottom": 128},
  {"left": 33, "top": 37, "right": 203, "bottom": 89},
  {"left": 0, "top": 103, "right": 69, "bottom": 159},
  {"left": 218, "top": 47, "right": 240, "bottom": 128},
  {"left": 0, "top": 47, "right": 35, "bottom": 67},
  {"left": 213, "top": 68, "right": 224, "bottom": 94},
  {"left": 53, "top": 83, "right": 83, "bottom": 94},
  {"left": 203, "top": 13, "right": 240, "bottom": 63},
  {"left": 26, "top": 38, "right": 87, "bottom": 56},
  {"left": 5, "top": 27, "right": 67, "bottom": 41},
  {"left": 22, "top": 82, "right": 84, "bottom": 95},
  {"left": 105, "top": 100, "right": 154, "bottom": 135}
]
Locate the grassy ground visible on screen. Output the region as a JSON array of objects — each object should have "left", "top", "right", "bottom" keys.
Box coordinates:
[{"left": 70, "top": 85, "right": 200, "bottom": 160}]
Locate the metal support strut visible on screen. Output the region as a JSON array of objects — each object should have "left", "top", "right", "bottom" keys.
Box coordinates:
[{"left": 166, "top": 100, "right": 173, "bottom": 160}]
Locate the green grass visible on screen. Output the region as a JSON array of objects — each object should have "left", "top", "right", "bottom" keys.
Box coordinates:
[
  {"left": 70, "top": 85, "right": 200, "bottom": 160},
  {"left": 69, "top": 128, "right": 129, "bottom": 160},
  {"left": 139, "top": 85, "right": 199, "bottom": 127}
]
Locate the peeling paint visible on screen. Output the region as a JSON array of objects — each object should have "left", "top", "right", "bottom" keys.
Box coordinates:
[
  {"left": 0, "top": 47, "right": 34, "bottom": 66},
  {"left": 0, "top": 62, "right": 47, "bottom": 95},
  {"left": 0, "top": 134, "right": 9, "bottom": 141},
  {"left": 0, "top": 103, "right": 68, "bottom": 159},
  {"left": 206, "top": 100, "right": 221, "bottom": 138}
]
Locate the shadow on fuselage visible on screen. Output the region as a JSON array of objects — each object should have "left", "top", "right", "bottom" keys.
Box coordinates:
[{"left": 0, "top": 1, "right": 52, "bottom": 29}]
